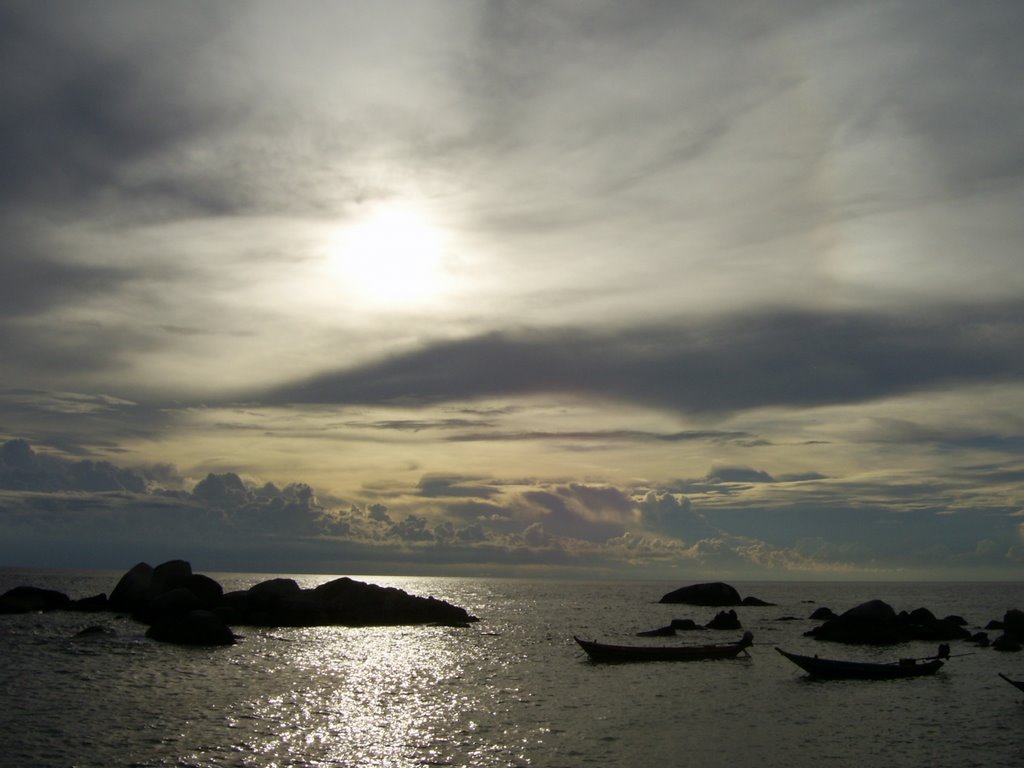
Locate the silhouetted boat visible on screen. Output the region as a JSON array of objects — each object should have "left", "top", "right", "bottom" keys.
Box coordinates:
[
  {"left": 574, "top": 631, "right": 753, "bottom": 662},
  {"left": 775, "top": 647, "right": 945, "bottom": 679},
  {"left": 999, "top": 673, "right": 1024, "bottom": 693}
]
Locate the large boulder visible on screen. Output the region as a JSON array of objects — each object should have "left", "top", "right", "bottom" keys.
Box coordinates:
[
  {"left": 659, "top": 582, "right": 742, "bottom": 606},
  {"left": 806, "top": 599, "right": 904, "bottom": 644},
  {"left": 109, "top": 562, "right": 154, "bottom": 612},
  {"left": 0, "top": 586, "right": 71, "bottom": 614},
  {"left": 313, "top": 577, "right": 477, "bottom": 627},
  {"left": 146, "top": 610, "right": 236, "bottom": 646},
  {"left": 1003, "top": 609, "right": 1024, "bottom": 642}
]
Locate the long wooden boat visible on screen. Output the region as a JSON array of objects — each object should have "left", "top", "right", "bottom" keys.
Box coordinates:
[
  {"left": 574, "top": 631, "right": 752, "bottom": 663},
  {"left": 999, "top": 673, "right": 1024, "bottom": 693},
  {"left": 775, "top": 647, "right": 944, "bottom": 679}
]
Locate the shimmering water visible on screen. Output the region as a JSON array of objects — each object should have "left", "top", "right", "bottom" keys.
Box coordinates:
[{"left": 1, "top": 572, "right": 1022, "bottom": 767}]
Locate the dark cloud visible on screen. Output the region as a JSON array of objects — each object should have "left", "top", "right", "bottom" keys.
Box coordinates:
[
  {"left": 261, "top": 304, "right": 1024, "bottom": 415},
  {"left": 417, "top": 474, "right": 501, "bottom": 499},
  {"left": 636, "top": 491, "right": 720, "bottom": 542}
]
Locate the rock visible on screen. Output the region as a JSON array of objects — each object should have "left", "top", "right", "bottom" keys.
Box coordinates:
[
  {"left": 805, "top": 599, "right": 904, "bottom": 644},
  {"left": 969, "top": 632, "right": 990, "bottom": 646},
  {"left": 68, "top": 593, "right": 108, "bottom": 612},
  {"left": 659, "top": 582, "right": 742, "bottom": 606},
  {"left": 899, "top": 607, "right": 972, "bottom": 641},
  {"left": 312, "top": 577, "right": 477, "bottom": 627},
  {"left": 149, "top": 560, "right": 193, "bottom": 597},
  {"left": 706, "top": 609, "right": 741, "bottom": 630},
  {"left": 184, "top": 574, "right": 223, "bottom": 606},
  {"left": 1003, "top": 609, "right": 1024, "bottom": 641},
  {"left": 670, "top": 618, "right": 700, "bottom": 631},
  {"left": 636, "top": 625, "right": 676, "bottom": 637},
  {"left": 146, "top": 609, "right": 236, "bottom": 646},
  {"left": 0, "top": 586, "right": 71, "bottom": 613},
  {"left": 809, "top": 607, "right": 837, "bottom": 621},
  {"left": 741, "top": 596, "right": 775, "bottom": 607},
  {"left": 74, "top": 625, "right": 115, "bottom": 638},
  {"left": 109, "top": 562, "right": 154, "bottom": 612},
  {"left": 992, "top": 633, "right": 1022, "bottom": 652}
]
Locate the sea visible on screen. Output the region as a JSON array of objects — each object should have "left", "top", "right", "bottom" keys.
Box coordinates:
[{"left": 1, "top": 570, "right": 1022, "bottom": 768}]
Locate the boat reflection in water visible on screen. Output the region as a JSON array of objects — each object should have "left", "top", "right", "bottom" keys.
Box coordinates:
[{"left": 574, "top": 631, "right": 753, "bottom": 663}]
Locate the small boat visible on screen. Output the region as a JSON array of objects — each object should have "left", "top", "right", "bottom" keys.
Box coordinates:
[
  {"left": 999, "top": 673, "right": 1024, "bottom": 693},
  {"left": 574, "top": 631, "right": 753, "bottom": 663},
  {"left": 775, "top": 647, "right": 945, "bottom": 679}
]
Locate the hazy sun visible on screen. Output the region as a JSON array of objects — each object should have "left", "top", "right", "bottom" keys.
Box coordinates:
[{"left": 328, "top": 204, "right": 447, "bottom": 307}]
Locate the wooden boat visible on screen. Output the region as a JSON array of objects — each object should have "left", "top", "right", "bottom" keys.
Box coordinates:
[
  {"left": 999, "top": 673, "right": 1024, "bottom": 693},
  {"left": 574, "top": 631, "right": 752, "bottom": 663},
  {"left": 775, "top": 647, "right": 944, "bottom": 679}
]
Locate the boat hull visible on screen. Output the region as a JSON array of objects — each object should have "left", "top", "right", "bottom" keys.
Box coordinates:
[
  {"left": 776, "top": 647, "right": 943, "bottom": 679},
  {"left": 574, "top": 634, "right": 752, "bottom": 663},
  {"left": 999, "top": 673, "right": 1024, "bottom": 693}
]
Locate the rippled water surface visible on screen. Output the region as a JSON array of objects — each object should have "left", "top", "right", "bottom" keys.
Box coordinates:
[{"left": 1, "top": 572, "right": 1023, "bottom": 767}]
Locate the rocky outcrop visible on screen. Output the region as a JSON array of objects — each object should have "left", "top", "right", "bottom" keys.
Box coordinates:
[
  {"left": 218, "top": 576, "right": 478, "bottom": 628},
  {"left": 636, "top": 625, "right": 677, "bottom": 637},
  {"left": 0, "top": 586, "right": 72, "bottom": 613},
  {"left": 706, "top": 610, "right": 741, "bottom": 630},
  {"left": 3, "top": 559, "right": 479, "bottom": 645},
  {"left": 146, "top": 610, "right": 236, "bottom": 646},
  {"left": 806, "top": 599, "right": 972, "bottom": 645},
  {"left": 659, "top": 582, "right": 742, "bottom": 606},
  {"left": 809, "top": 607, "right": 837, "bottom": 621}
]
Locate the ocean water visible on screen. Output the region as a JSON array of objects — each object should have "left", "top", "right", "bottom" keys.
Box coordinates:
[{"left": 1, "top": 571, "right": 1022, "bottom": 768}]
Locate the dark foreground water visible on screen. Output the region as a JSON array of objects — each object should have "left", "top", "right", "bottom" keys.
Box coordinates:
[{"left": 1, "top": 571, "right": 1022, "bottom": 768}]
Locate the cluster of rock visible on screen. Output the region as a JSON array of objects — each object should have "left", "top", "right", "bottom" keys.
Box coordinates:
[
  {"left": 638, "top": 609, "right": 742, "bottom": 637},
  {"left": 804, "top": 599, "right": 1024, "bottom": 651},
  {"left": 658, "top": 582, "right": 773, "bottom": 607},
  {"left": 0, "top": 559, "right": 479, "bottom": 646}
]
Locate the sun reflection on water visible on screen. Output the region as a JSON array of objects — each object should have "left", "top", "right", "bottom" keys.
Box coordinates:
[{"left": 235, "top": 626, "right": 511, "bottom": 767}]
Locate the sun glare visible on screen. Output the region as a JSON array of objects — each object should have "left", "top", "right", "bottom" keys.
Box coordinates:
[{"left": 328, "top": 204, "right": 448, "bottom": 307}]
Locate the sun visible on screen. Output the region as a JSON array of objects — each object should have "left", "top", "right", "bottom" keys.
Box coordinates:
[{"left": 328, "top": 204, "right": 448, "bottom": 307}]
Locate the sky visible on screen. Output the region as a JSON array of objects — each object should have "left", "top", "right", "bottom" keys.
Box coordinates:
[{"left": 1, "top": 0, "right": 1023, "bottom": 580}]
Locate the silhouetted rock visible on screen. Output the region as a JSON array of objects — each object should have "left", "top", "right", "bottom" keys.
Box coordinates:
[
  {"left": 670, "top": 618, "right": 700, "bottom": 631},
  {"left": 109, "top": 562, "right": 154, "bottom": 612},
  {"left": 146, "top": 609, "right": 236, "bottom": 646},
  {"left": 741, "top": 596, "right": 776, "bottom": 607},
  {"left": 806, "top": 599, "right": 972, "bottom": 645},
  {"left": 0, "top": 586, "right": 71, "bottom": 613},
  {"left": 637, "top": 625, "right": 676, "bottom": 637},
  {"left": 970, "top": 632, "right": 990, "bottom": 646},
  {"left": 68, "top": 593, "right": 108, "bottom": 612},
  {"left": 706, "top": 610, "right": 741, "bottom": 630},
  {"left": 659, "top": 582, "right": 742, "bottom": 606},
  {"left": 313, "top": 577, "right": 476, "bottom": 627},
  {"left": 6, "top": 558, "right": 479, "bottom": 632},
  {"left": 905, "top": 612, "right": 971, "bottom": 641},
  {"left": 945, "top": 615, "right": 968, "bottom": 627},
  {"left": 1003, "top": 609, "right": 1024, "bottom": 641},
  {"left": 150, "top": 559, "right": 193, "bottom": 595},
  {"left": 809, "top": 607, "right": 837, "bottom": 621},
  {"left": 805, "top": 599, "right": 904, "bottom": 644},
  {"left": 74, "top": 625, "right": 115, "bottom": 638},
  {"left": 992, "top": 633, "right": 1022, "bottom": 652}
]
